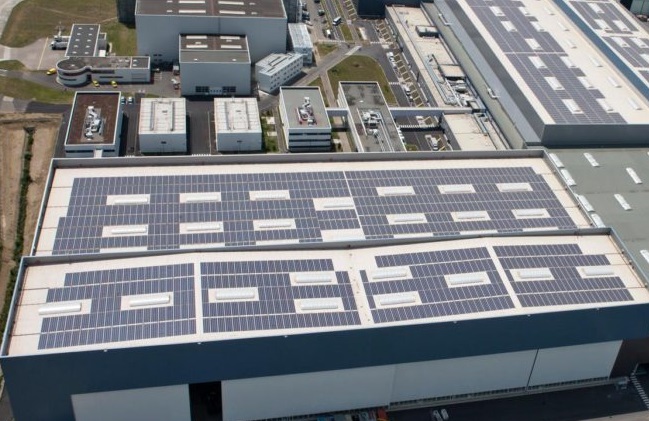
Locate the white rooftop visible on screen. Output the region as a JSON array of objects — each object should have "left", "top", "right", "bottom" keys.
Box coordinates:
[
  {"left": 214, "top": 97, "right": 261, "bottom": 134},
  {"left": 9, "top": 234, "right": 649, "bottom": 356},
  {"left": 454, "top": 0, "right": 649, "bottom": 124},
  {"left": 138, "top": 98, "right": 187, "bottom": 135}
]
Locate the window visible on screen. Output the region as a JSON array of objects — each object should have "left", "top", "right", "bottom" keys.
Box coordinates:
[
  {"left": 223, "top": 86, "right": 236, "bottom": 94},
  {"left": 196, "top": 86, "right": 209, "bottom": 93}
]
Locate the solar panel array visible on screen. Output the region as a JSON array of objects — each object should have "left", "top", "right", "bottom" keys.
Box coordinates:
[
  {"left": 30, "top": 239, "right": 638, "bottom": 350},
  {"left": 361, "top": 243, "right": 633, "bottom": 324},
  {"left": 38, "top": 264, "right": 196, "bottom": 350},
  {"left": 49, "top": 166, "right": 578, "bottom": 254},
  {"left": 569, "top": 1, "right": 636, "bottom": 36},
  {"left": 495, "top": 244, "right": 633, "bottom": 306},
  {"left": 463, "top": 0, "right": 626, "bottom": 124},
  {"left": 201, "top": 259, "right": 360, "bottom": 333},
  {"left": 361, "top": 248, "right": 515, "bottom": 323}
]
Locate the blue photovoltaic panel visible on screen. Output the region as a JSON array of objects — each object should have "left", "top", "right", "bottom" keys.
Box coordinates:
[
  {"left": 38, "top": 264, "right": 196, "bottom": 350},
  {"left": 362, "top": 248, "right": 515, "bottom": 324},
  {"left": 201, "top": 259, "right": 361, "bottom": 333},
  {"left": 50, "top": 166, "right": 577, "bottom": 254},
  {"left": 463, "top": 0, "right": 626, "bottom": 124},
  {"left": 494, "top": 244, "right": 633, "bottom": 306}
]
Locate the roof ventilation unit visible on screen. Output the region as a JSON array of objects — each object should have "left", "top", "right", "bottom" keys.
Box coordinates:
[
  {"left": 38, "top": 303, "right": 82, "bottom": 316},
  {"left": 580, "top": 266, "right": 615, "bottom": 277},
  {"left": 377, "top": 293, "right": 417, "bottom": 306}
]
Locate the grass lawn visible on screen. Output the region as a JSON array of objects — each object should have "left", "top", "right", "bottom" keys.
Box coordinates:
[
  {"left": 316, "top": 43, "right": 337, "bottom": 58},
  {"left": 405, "top": 143, "right": 419, "bottom": 151},
  {"left": 0, "top": 77, "right": 73, "bottom": 103},
  {"left": 339, "top": 24, "right": 353, "bottom": 42},
  {"left": 328, "top": 55, "right": 397, "bottom": 104},
  {"left": 1, "top": 0, "right": 116, "bottom": 47},
  {"left": 308, "top": 77, "right": 329, "bottom": 106},
  {"left": 0, "top": 60, "right": 25, "bottom": 71},
  {"left": 103, "top": 21, "right": 137, "bottom": 56}
]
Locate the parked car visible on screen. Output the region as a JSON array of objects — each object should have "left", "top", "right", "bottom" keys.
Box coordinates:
[
  {"left": 127, "top": 96, "right": 134, "bottom": 104},
  {"left": 318, "top": 8, "right": 325, "bottom": 16},
  {"left": 111, "top": 80, "right": 118, "bottom": 88},
  {"left": 46, "top": 68, "right": 56, "bottom": 75},
  {"left": 92, "top": 80, "right": 100, "bottom": 87}
]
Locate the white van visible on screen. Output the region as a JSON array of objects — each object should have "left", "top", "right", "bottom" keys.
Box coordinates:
[
  {"left": 333, "top": 16, "right": 342, "bottom": 25},
  {"left": 326, "top": 29, "right": 332, "bottom": 38}
]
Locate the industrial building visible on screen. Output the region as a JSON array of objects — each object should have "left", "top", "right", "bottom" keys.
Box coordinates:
[
  {"left": 135, "top": 0, "right": 287, "bottom": 64},
  {"left": 288, "top": 23, "right": 313, "bottom": 65},
  {"left": 55, "top": 24, "right": 150, "bottom": 87},
  {"left": 138, "top": 98, "right": 187, "bottom": 154},
  {"left": 56, "top": 56, "right": 151, "bottom": 86},
  {"left": 63, "top": 91, "right": 123, "bottom": 157},
  {"left": 255, "top": 52, "right": 304, "bottom": 94},
  {"left": 279, "top": 86, "right": 331, "bottom": 151},
  {"left": 178, "top": 35, "right": 251, "bottom": 96},
  {"left": 424, "top": 0, "right": 649, "bottom": 147},
  {"left": 5, "top": 152, "right": 649, "bottom": 421},
  {"left": 545, "top": 148, "right": 649, "bottom": 276},
  {"left": 338, "top": 82, "right": 404, "bottom": 153},
  {"left": 441, "top": 113, "right": 497, "bottom": 151},
  {"left": 214, "top": 98, "right": 262, "bottom": 152},
  {"left": 350, "top": 0, "right": 418, "bottom": 17}
]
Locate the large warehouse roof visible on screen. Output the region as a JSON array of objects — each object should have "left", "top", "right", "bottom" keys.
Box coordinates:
[
  {"left": 555, "top": 0, "right": 649, "bottom": 99},
  {"left": 451, "top": 0, "right": 649, "bottom": 126},
  {"left": 549, "top": 148, "right": 649, "bottom": 277},
  {"left": 8, "top": 233, "right": 649, "bottom": 356},
  {"left": 136, "top": 0, "right": 285, "bottom": 18},
  {"left": 34, "top": 155, "right": 589, "bottom": 256}
]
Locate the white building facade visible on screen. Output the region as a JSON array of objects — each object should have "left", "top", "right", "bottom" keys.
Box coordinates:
[
  {"left": 255, "top": 52, "right": 303, "bottom": 93},
  {"left": 179, "top": 35, "right": 251, "bottom": 96},
  {"left": 138, "top": 98, "right": 187, "bottom": 154},
  {"left": 214, "top": 98, "right": 262, "bottom": 152},
  {"left": 288, "top": 23, "right": 313, "bottom": 65},
  {"left": 135, "top": 0, "right": 287, "bottom": 64},
  {"left": 279, "top": 86, "right": 331, "bottom": 151}
]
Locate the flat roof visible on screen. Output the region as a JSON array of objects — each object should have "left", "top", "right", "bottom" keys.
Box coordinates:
[
  {"left": 557, "top": 0, "right": 649, "bottom": 99},
  {"left": 386, "top": 6, "right": 457, "bottom": 106},
  {"left": 549, "top": 148, "right": 649, "bottom": 277},
  {"left": 65, "top": 24, "right": 100, "bottom": 57},
  {"left": 35, "top": 156, "right": 589, "bottom": 256},
  {"left": 57, "top": 56, "right": 150, "bottom": 71},
  {"left": 139, "top": 98, "right": 187, "bottom": 136},
  {"left": 443, "top": 114, "right": 496, "bottom": 151},
  {"left": 214, "top": 97, "right": 262, "bottom": 134},
  {"left": 447, "top": 0, "right": 649, "bottom": 125},
  {"left": 280, "top": 87, "right": 330, "bottom": 130},
  {"left": 256, "top": 52, "right": 302, "bottom": 75},
  {"left": 9, "top": 233, "right": 648, "bottom": 355},
  {"left": 136, "top": 0, "right": 285, "bottom": 18},
  {"left": 288, "top": 23, "right": 313, "bottom": 49},
  {"left": 64, "top": 92, "right": 121, "bottom": 146},
  {"left": 340, "top": 82, "right": 404, "bottom": 152},
  {"left": 179, "top": 35, "right": 250, "bottom": 64}
]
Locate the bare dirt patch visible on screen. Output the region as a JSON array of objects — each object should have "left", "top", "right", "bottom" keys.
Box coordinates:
[{"left": 0, "top": 113, "right": 61, "bottom": 305}]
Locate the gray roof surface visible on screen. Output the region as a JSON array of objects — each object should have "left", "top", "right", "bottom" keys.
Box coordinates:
[
  {"left": 179, "top": 35, "right": 250, "bottom": 63},
  {"left": 281, "top": 87, "right": 330, "bottom": 129},
  {"left": 65, "top": 24, "right": 100, "bottom": 57},
  {"left": 136, "top": 0, "right": 285, "bottom": 18},
  {"left": 550, "top": 148, "right": 649, "bottom": 277}
]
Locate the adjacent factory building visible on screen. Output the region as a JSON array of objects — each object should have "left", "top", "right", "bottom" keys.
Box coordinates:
[
  {"left": 424, "top": 0, "right": 649, "bottom": 147},
  {"left": 178, "top": 35, "right": 251, "bottom": 96},
  {"left": 138, "top": 98, "right": 187, "bottom": 154},
  {"left": 256, "top": 52, "right": 304, "bottom": 94},
  {"left": 63, "top": 91, "right": 123, "bottom": 157},
  {"left": 288, "top": 23, "right": 314, "bottom": 65},
  {"left": 214, "top": 97, "right": 262, "bottom": 152},
  {"left": 135, "top": 0, "right": 287, "bottom": 64},
  {"left": 56, "top": 24, "right": 150, "bottom": 87},
  {"left": 5, "top": 152, "right": 649, "bottom": 421},
  {"left": 279, "top": 86, "right": 331, "bottom": 151}
]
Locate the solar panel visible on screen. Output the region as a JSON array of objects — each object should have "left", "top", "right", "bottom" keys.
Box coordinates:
[
  {"left": 47, "top": 165, "right": 580, "bottom": 255},
  {"left": 494, "top": 244, "right": 633, "bottom": 307},
  {"left": 201, "top": 259, "right": 361, "bottom": 333},
  {"left": 37, "top": 264, "right": 196, "bottom": 350},
  {"left": 362, "top": 248, "right": 515, "bottom": 323},
  {"left": 462, "top": 0, "right": 626, "bottom": 124}
]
